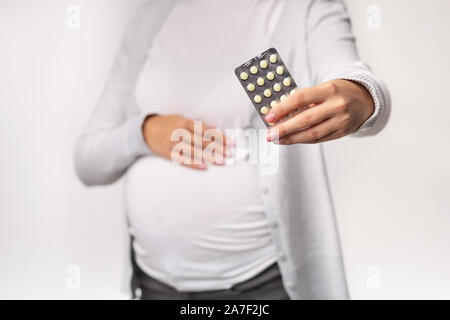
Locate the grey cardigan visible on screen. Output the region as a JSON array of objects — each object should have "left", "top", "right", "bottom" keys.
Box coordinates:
[{"left": 74, "top": 0, "right": 391, "bottom": 299}]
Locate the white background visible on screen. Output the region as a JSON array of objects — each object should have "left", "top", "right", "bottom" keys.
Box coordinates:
[{"left": 0, "top": 0, "right": 449, "bottom": 299}]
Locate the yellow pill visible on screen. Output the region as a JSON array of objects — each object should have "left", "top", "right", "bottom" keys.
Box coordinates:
[
  {"left": 269, "top": 54, "right": 277, "bottom": 63},
  {"left": 240, "top": 72, "right": 249, "bottom": 80},
  {"left": 260, "top": 106, "right": 269, "bottom": 115},
  {"left": 246, "top": 83, "right": 255, "bottom": 92},
  {"left": 270, "top": 100, "right": 278, "bottom": 108},
  {"left": 273, "top": 83, "right": 281, "bottom": 92},
  {"left": 253, "top": 95, "right": 262, "bottom": 103},
  {"left": 267, "top": 122, "right": 275, "bottom": 126},
  {"left": 276, "top": 66, "right": 284, "bottom": 75},
  {"left": 266, "top": 72, "right": 275, "bottom": 80},
  {"left": 250, "top": 66, "right": 258, "bottom": 74},
  {"left": 280, "top": 94, "right": 287, "bottom": 101},
  {"left": 260, "top": 60, "right": 268, "bottom": 69},
  {"left": 263, "top": 89, "right": 272, "bottom": 97},
  {"left": 283, "top": 77, "right": 292, "bottom": 86},
  {"left": 256, "top": 77, "right": 265, "bottom": 86},
  {"left": 290, "top": 88, "right": 296, "bottom": 95}
]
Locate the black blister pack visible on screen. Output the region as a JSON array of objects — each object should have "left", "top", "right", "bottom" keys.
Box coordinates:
[{"left": 235, "top": 48, "right": 299, "bottom": 127}]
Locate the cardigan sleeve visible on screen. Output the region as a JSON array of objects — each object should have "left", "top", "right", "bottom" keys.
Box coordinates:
[
  {"left": 306, "top": 0, "right": 391, "bottom": 136},
  {"left": 74, "top": 1, "right": 177, "bottom": 186}
]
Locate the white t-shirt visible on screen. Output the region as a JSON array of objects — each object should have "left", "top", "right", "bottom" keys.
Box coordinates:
[{"left": 128, "top": 0, "right": 284, "bottom": 292}]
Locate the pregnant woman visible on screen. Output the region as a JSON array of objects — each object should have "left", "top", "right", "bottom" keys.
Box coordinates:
[{"left": 74, "top": 0, "right": 390, "bottom": 300}]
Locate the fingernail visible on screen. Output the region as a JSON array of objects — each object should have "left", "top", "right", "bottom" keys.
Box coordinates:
[
  {"left": 266, "top": 131, "right": 278, "bottom": 142},
  {"left": 265, "top": 113, "right": 276, "bottom": 122},
  {"left": 197, "top": 163, "right": 207, "bottom": 169}
]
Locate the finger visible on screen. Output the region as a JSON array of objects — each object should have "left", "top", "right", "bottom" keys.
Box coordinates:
[
  {"left": 267, "top": 101, "right": 336, "bottom": 141},
  {"left": 203, "top": 143, "right": 225, "bottom": 164},
  {"left": 184, "top": 125, "right": 234, "bottom": 157},
  {"left": 181, "top": 141, "right": 227, "bottom": 165},
  {"left": 307, "top": 130, "right": 346, "bottom": 144},
  {"left": 184, "top": 143, "right": 221, "bottom": 165},
  {"left": 190, "top": 132, "right": 218, "bottom": 150},
  {"left": 191, "top": 132, "right": 233, "bottom": 159},
  {"left": 175, "top": 130, "right": 228, "bottom": 157},
  {"left": 170, "top": 145, "right": 207, "bottom": 170},
  {"left": 183, "top": 119, "right": 214, "bottom": 134},
  {"left": 265, "top": 83, "right": 333, "bottom": 123},
  {"left": 182, "top": 118, "right": 216, "bottom": 149},
  {"left": 203, "top": 128, "right": 235, "bottom": 156},
  {"left": 182, "top": 162, "right": 207, "bottom": 170},
  {"left": 278, "top": 116, "right": 341, "bottom": 145},
  {"left": 184, "top": 120, "right": 232, "bottom": 146}
]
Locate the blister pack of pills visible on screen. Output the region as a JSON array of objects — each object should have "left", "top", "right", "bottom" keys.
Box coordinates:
[{"left": 235, "top": 48, "right": 298, "bottom": 127}]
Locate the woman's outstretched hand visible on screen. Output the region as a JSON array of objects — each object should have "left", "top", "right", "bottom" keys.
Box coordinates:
[
  {"left": 265, "top": 79, "right": 375, "bottom": 144},
  {"left": 142, "top": 114, "right": 232, "bottom": 170}
]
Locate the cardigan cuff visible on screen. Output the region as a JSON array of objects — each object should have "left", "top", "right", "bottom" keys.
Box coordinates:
[{"left": 124, "top": 114, "right": 153, "bottom": 158}]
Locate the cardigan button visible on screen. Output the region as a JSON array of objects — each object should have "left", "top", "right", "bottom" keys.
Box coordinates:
[{"left": 278, "top": 251, "right": 287, "bottom": 261}]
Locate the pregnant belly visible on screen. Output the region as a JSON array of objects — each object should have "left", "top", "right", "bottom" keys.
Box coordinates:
[
  {"left": 124, "top": 156, "right": 276, "bottom": 286},
  {"left": 124, "top": 156, "right": 266, "bottom": 237}
]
